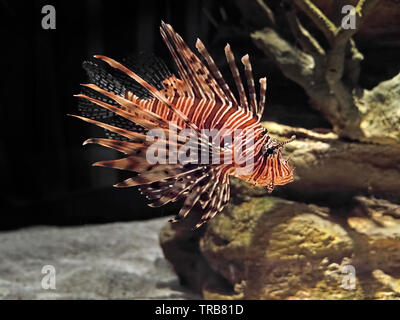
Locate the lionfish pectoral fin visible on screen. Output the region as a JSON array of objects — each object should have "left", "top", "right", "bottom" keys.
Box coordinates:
[
  {"left": 82, "top": 138, "right": 144, "bottom": 154},
  {"left": 68, "top": 114, "right": 144, "bottom": 141}
]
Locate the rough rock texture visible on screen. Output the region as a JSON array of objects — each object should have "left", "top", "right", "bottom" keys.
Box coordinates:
[
  {"left": 261, "top": 122, "right": 400, "bottom": 201},
  {"left": 159, "top": 123, "right": 400, "bottom": 299},
  {"left": 312, "top": 0, "right": 400, "bottom": 40},
  {"left": 357, "top": 73, "right": 400, "bottom": 144},
  {"left": 226, "top": 122, "right": 400, "bottom": 203},
  {"left": 247, "top": 0, "right": 400, "bottom": 144},
  {"left": 156, "top": 1, "right": 400, "bottom": 300},
  {"left": 160, "top": 196, "right": 400, "bottom": 300},
  {"left": 348, "top": 196, "right": 400, "bottom": 273},
  {"left": 0, "top": 217, "right": 199, "bottom": 300},
  {"left": 159, "top": 208, "right": 235, "bottom": 298}
]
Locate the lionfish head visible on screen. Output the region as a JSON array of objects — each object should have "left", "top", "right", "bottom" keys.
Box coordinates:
[{"left": 258, "top": 135, "right": 296, "bottom": 191}]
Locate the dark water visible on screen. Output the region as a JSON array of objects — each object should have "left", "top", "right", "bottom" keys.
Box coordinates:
[{"left": 1, "top": 0, "right": 397, "bottom": 231}]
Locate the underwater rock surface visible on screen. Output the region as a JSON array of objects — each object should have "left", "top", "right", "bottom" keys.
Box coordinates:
[
  {"left": 263, "top": 122, "right": 400, "bottom": 201},
  {"left": 159, "top": 123, "right": 400, "bottom": 299},
  {"left": 0, "top": 217, "right": 199, "bottom": 299},
  {"left": 214, "top": 122, "right": 400, "bottom": 203},
  {"left": 160, "top": 195, "right": 400, "bottom": 300}
]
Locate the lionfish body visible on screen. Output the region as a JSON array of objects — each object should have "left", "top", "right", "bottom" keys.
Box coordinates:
[{"left": 73, "top": 22, "right": 294, "bottom": 228}]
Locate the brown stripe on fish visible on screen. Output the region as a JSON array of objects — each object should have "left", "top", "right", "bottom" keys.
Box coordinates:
[
  {"left": 241, "top": 54, "right": 257, "bottom": 117},
  {"left": 69, "top": 114, "right": 145, "bottom": 141},
  {"left": 224, "top": 44, "right": 248, "bottom": 112},
  {"left": 83, "top": 138, "right": 144, "bottom": 154},
  {"left": 195, "top": 39, "right": 238, "bottom": 107},
  {"left": 258, "top": 77, "right": 267, "bottom": 120}
]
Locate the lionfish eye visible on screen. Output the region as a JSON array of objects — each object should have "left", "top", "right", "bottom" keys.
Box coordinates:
[
  {"left": 265, "top": 148, "right": 274, "bottom": 155},
  {"left": 263, "top": 144, "right": 276, "bottom": 156}
]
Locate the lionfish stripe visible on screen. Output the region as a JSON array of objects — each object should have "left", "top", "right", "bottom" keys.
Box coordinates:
[
  {"left": 81, "top": 83, "right": 172, "bottom": 129},
  {"left": 258, "top": 77, "right": 267, "bottom": 120},
  {"left": 114, "top": 165, "right": 195, "bottom": 188},
  {"left": 224, "top": 44, "right": 248, "bottom": 112},
  {"left": 161, "top": 22, "right": 205, "bottom": 99},
  {"left": 241, "top": 54, "right": 258, "bottom": 116},
  {"left": 203, "top": 184, "right": 221, "bottom": 220},
  {"left": 148, "top": 184, "right": 186, "bottom": 207},
  {"left": 93, "top": 135, "right": 186, "bottom": 162},
  {"left": 198, "top": 177, "right": 219, "bottom": 210},
  {"left": 69, "top": 114, "right": 143, "bottom": 141},
  {"left": 93, "top": 158, "right": 140, "bottom": 171},
  {"left": 178, "top": 185, "right": 203, "bottom": 219},
  {"left": 74, "top": 22, "right": 295, "bottom": 229},
  {"left": 195, "top": 186, "right": 222, "bottom": 228},
  {"left": 169, "top": 28, "right": 227, "bottom": 103},
  {"left": 95, "top": 54, "right": 219, "bottom": 154},
  {"left": 74, "top": 93, "right": 159, "bottom": 131},
  {"left": 150, "top": 168, "right": 209, "bottom": 207},
  {"left": 194, "top": 40, "right": 230, "bottom": 103},
  {"left": 83, "top": 138, "right": 143, "bottom": 154},
  {"left": 94, "top": 55, "right": 178, "bottom": 116},
  {"left": 159, "top": 25, "right": 194, "bottom": 97},
  {"left": 139, "top": 180, "right": 175, "bottom": 201},
  {"left": 195, "top": 39, "right": 238, "bottom": 107}
]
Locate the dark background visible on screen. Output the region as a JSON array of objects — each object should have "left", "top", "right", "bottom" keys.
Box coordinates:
[
  {"left": 0, "top": 0, "right": 249, "bottom": 230},
  {"left": 4, "top": 0, "right": 391, "bottom": 231},
  {"left": 0, "top": 0, "right": 300, "bottom": 230},
  {"left": 1, "top": 0, "right": 218, "bottom": 230}
]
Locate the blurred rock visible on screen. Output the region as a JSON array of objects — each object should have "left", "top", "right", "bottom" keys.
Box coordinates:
[
  {"left": 262, "top": 122, "right": 400, "bottom": 201},
  {"left": 227, "top": 122, "right": 400, "bottom": 202},
  {"left": 159, "top": 122, "right": 400, "bottom": 299},
  {"left": 0, "top": 217, "right": 199, "bottom": 299},
  {"left": 200, "top": 197, "right": 359, "bottom": 299},
  {"left": 160, "top": 196, "right": 400, "bottom": 299},
  {"left": 159, "top": 208, "right": 233, "bottom": 297},
  {"left": 359, "top": 73, "right": 400, "bottom": 144},
  {"left": 348, "top": 196, "right": 400, "bottom": 273},
  {"left": 312, "top": 0, "right": 400, "bottom": 43},
  {"left": 372, "top": 269, "right": 400, "bottom": 297},
  {"left": 248, "top": 1, "right": 400, "bottom": 144}
]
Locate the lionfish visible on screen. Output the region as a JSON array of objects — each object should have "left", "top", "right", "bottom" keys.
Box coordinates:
[{"left": 71, "top": 22, "right": 295, "bottom": 228}]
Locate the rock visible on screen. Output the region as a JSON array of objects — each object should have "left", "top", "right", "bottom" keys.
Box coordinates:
[
  {"left": 160, "top": 195, "right": 400, "bottom": 299},
  {"left": 0, "top": 217, "right": 199, "bottom": 299},
  {"left": 249, "top": 2, "right": 400, "bottom": 144},
  {"left": 312, "top": 0, "right": 400, "bottom": 42},
  {"left": 157, "top": 122, "right": 400, "bottom": 300},
  {"left": 360, "top": 73, "right": 400, "bottom": 144},
  {"left": 159, "top": 208, "right": 233, "bottom": 297},
  {"left": 261, "top": 122, "right": 400, "bottom": 201},
  {"left": 348, "top": 196, "right": 400, "bottom": 274},
  {"left": 199, "top": 197, "right": 359, "bottom": 299},
  {"left": 372, "top": 269, "right": 400, "bottom": 296}
]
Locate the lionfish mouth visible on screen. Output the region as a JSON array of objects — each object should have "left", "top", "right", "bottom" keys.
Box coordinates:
[
  {"left": 262, "top": 153, "right": 294, "bottom": 193},
  {"left": 247, "top": 135, "right": 296, "bottom": 191},
  {"left": 274, "top": 136, "right": 296, "bottom": 185}
]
